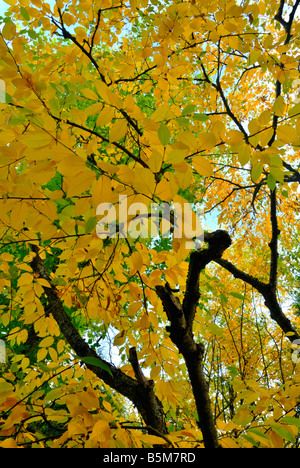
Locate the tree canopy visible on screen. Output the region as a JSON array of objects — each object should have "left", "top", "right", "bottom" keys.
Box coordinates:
[{"left": 0, "top": 0, "right": 300, "bottom": 449}]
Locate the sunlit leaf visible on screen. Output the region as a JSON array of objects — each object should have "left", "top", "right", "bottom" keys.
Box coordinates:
[
  {"left": 193, "top": 156, "right": 213, "bottom": 177},
  {"left": 158, "top": 123, "right": 171, "bottom": 146}
]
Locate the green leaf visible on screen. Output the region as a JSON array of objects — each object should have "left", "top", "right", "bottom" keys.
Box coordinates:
[
  {"left": 208, "top": 323, "right": 223, "bottom": 336},
  {"left": 85, "top": 216, "right": 98, "bottom": 234},
  {"left": 272, "top": 425, "right": 295, "bottom": 444},
  {"left": 182, "top": 104, "right": 196, "bottom": 116},
  {"left": 20, "top": 7, "right": 30, "bottom": 21},
  {"left": 176, "top": 117, "right": 190, "bottom": 128},
  {"left": 247, "top": 428, "right": 270, "bottom": 440},
  {"left": 39, "top": 363, "right": 61, "bottom": 373},
  {"left": 230, "top": 292, "right": 246, "bottom": 301},
  {"left": 158, "top": 123, "right": 171, "bottom": 146},
  {"left": 270, "top": 166, "right": 284, "bottom": 183},
  {"left": 9, "top": 265, "right": 19, "bottom": 280},
  {"left": 28, "top": 29, "right": 38, "bottom": 39},
  {"left": 193, "top": 113, "right": 209, "bottom": 122},
  {"left": 220, "top": 293, "right": 228, "bottom": 305},
  {"left": 267, "top": 173, "right": 276, "bottom": 191},
  {"left": 80, "top": 356, "right": 113, "bottom": 376},
  {"left": 228, "top": 365, "right": 239, "bottom": 378},
  {"left": 251, "top": 162, "right": 263, "bottom": 182},
  {"left": 281, "top": 416, "right": 300, "bottom": 429}
]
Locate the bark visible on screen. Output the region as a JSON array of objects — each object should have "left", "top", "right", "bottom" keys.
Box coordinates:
[
  {"left": 156, "top": 230, "right": 231, "bottom": 448},
  {"left": 215, "top": 258, "right": 300, "bottom": 343}
]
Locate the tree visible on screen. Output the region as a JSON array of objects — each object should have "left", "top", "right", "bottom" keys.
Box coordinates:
[{"left": 0, "top": 0, "right": 300, "bottom": 449}]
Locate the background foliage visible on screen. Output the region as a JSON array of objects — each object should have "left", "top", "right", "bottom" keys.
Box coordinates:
[{"left": 0, "top": 0, "right": 300, "bottom": 448}]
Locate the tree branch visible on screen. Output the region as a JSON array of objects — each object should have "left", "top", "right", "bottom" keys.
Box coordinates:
[
  {"left": 182, "top": 231, "right": 232, "bottom": 330},
  {"left": 156, "top": 230, "right": 232, "bottom": 448},
  {"left": 30, "top": 245, "right": 167, "bottom": 435},
  {"left": 214, "top": 257, "right": 299, "bottom": 342},
  {"left": 52, "top": 8, "right": 143, "bottom": 138},
  {"left": 269, "top": 188, "right": 280, "bottom": 290},
  {"left": 275, "top": 0, "right": 300, "bottom": 43},
  {"left": 52, "top": 9, "right": 106, "bottom": 82},
  {"left": 129, "top": 347, "right": 152, "bottom": 388}
]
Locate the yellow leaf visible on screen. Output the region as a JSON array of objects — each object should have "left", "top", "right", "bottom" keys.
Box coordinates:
[
  {"left": 272, "top": 96, "right": 286, "bottom": 116},
  {"left": 260, "top": 127, "right": 274, "bottom": 147},
  {"left": 2, "top": 20, "right": 16, "bottom": 40},
  {"left": 137, "top": 313, "right": 150, "bottom": 329},
  {"left": 37, "top": 348, "right": 47, "bottom": 361},
  {"left": 151, "top": 104, "right": 175, "bottom": 122},
  {"left": 49, "top": 347, "right": 58, "bottom": 362},
  {"left": 86, "top": 102, "right": 103, "bottom": 116},
  {"left": 177, "top": 130, "right": 198, "bottom": 149},
  {"left": 94, "top": 80, "right": 110, "bottom": 101},
  {"left": 68, "top": 421, "right": 86, "bottom": 437},
  {"left": 131, "top": 251, "right": 143, "bottom": 271},
  {"left": 166, "top": 147, "right": 187, "bottom": 164},
  {"left": 193, "top": 156, "right": 213, "bottom": 177},
  {"left": 220, "top": 437, "right": 240, "bottom": 448},
  {"left": 139, "top": 433, "right": 166, "bottom": 446},
  {"left": 155, "top": 178, "right": 173, "bottom": 202},
  {"left": 18, "top": 273, "right": 33, "bottom": 287},
  {"left": 109, "top": 119, "right": 127, "bottom": 142},
  {"left": 92, "top": 175, "right": 113, "bottom": 207},
  {"left": 226, "top": 130, "right": 244, "bottom": 146},
  {"left": 238, "top": 145, "right": 251, "bottom": 166},
  {"left": 270, "top": 430, "right": 284, "bottom": 448},
  {"left": 0, "top": 252, "right": 14, "bottom": 261},
  {"left": 94, "top": 81, "right": 122, "bottom": 107},
  {"left": 150, "top": 365, "right": 161, "bottom": 380},
  {"left": 277, "top": 69, "right": 286, "bottom": 84},
  {"left": 37, "top": 278, "right": 51, "bottom": 288},
  {"left": 81, "top": 88, "right": 99, "bottom": 101},
  {"left": 17, "top": 329, "right": 28, "bottom": 345},
  {"left": 129, "top": 283, "right": 142, "bottom": 301},
  {"left": 128, "top": 301, "right": 142, "bottom": 316},
  {"left": 21, "top": 357, "right": 30, "bottom": 370},
  {"left": 174, "top": 161, "right": 193, "bottom": 190},
  {"left": 96, "top": 106, "right": 115, "bottom": 126},
  {"left": 22, "top": 131, "right": 53, "bottom": 149},
  {"left": 39, "top": 336, "right": 54, "bottom": 348},
  {"left": 198, "top": 132, "right": 217, "bottom": 150},
  {"left": 0, "top": 439, "right": 19, "bottom": 448},
  {"left": 66, "top": 169, "right": 96, "bottom": 198},
  {"left": 90, "top": 419, "right": 111, "bottom": 442},
  {"left": 147, "top": 150, "right": 163, "bottom": 172},
  {"left": 277, "top": 124, "right": 298, "bottom": 144},
  {"left": 258, "top": 110, "right": 272, "bottom": 126},
  {"left": 113, "top": 330, "right": 126, "bottom": 346},
  {"left": 78, "top": 389, "right": 100, "bottom": 410},
  {"left": 132, "top": 167, "right": 156, "bottom": 196},
  {"left": 233, "top": 408, "right": 252, "bottom": 426}
]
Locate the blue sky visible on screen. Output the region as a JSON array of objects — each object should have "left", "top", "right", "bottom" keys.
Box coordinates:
[
  {"left": 0, "top": 1, "right": 9, "bottom": 17},
  {"left": 0, "top": 0, "right": 57, "bottom": 17}
]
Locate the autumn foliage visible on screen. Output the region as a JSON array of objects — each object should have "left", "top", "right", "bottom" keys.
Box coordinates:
[{"left": 0, "top": 0, "right": 300, "bottom": 448}]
